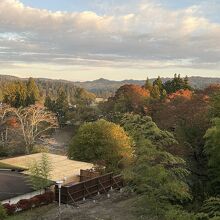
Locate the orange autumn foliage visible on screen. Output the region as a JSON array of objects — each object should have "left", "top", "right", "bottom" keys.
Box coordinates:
[
  {"left": 167, "top": 89, "right": 193, "bottom": 101},
  {"left": 115, "top": 84, "right": 150, "bottom": 98}
]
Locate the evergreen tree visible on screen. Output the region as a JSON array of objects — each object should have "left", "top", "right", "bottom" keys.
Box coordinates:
[
  {"left": 26, "top": 78, "right": 40, "bottom": 105},
  {"left": 3, "top": 81, "right": 27, "bottom": 108},
  {"left": 121, "top": 114, "right": 192, "bottom": 219},
  {"left": 55, "top": 89, "right": 69, "bottom": 127},
  {"left": 153, "top": 76, "right": 164, "bottom": 92},
  {"left": 161, "top": 89, "right": 167, "bottom": 99},
  {"left": 151, "top": 85, "right": 161, "bottom": 99},
  {"left": 204, "top": 118, "right": 220, "bottom": 195},
  {"left": 144, "top": 77, "right": 153, "bottom": 91},
  {"left": 44, "top": 95, "right": 55, "bottom": 110},
  {"left": 164, "top": 74, "right": 192, "bottom": 94}
]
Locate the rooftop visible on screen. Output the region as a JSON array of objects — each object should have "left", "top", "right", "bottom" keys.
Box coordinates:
[
  {"left": 0, "top": 153, "right": 93, "bottom": 183},
  {"left": 0, "top": 170, "right": 33, "bottom": 201}
]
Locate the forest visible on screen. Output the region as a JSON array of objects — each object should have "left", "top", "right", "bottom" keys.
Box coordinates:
[{"left": 1, "top": 74, "right": 220, "bottom": 220}]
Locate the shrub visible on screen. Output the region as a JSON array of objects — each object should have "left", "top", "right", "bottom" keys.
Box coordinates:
[
  {"left": 0, "top": 203, "right": 7, "bottom": 219},
  {"left": 2, "top": 191, "right": 54, "bottom": 215},
  {"left": 2, "top": 203, "right": 16, "bottom": 215},
  {"left": 17, "top": 199, "right": 32, "bottom": 211}
]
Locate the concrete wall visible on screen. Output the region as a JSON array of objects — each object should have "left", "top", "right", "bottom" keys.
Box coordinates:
[{"left": 1, "top": 189, "right": 45, "bottom": 205}]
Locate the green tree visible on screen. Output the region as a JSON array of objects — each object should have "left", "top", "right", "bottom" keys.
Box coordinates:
[
  {"left": 26, "top": 78, "right": 40, "bottom": 105},
  {"left": 68, "top": 119, "right": 133, "bottom": 172},
  {"left": 144, "top": 77, "right": 153, "bottom": 91},
  {"left": 164, "top": 74, "right": 192, "bottom": 94},
  {"left": 44, "top": 95, "right": 54, "bottom": 110},
  {"left": 119, "top": 114, "right": 192, "bottom": 219},
  {"left": 210, "top": 91, "right": 220, "bottom": 118},
  {"left": 153, "top": 76, "right": 164, "bottom": 92},
  {"left": 75, "top": 87, "right": 96, "bottom": 106},
  {"left": 204, "top": 118, "right": 220, "bottom": 195},
  {"left": 196, "top": 197, "right": 220, "bottom": 219},
  {"left": 151, "top": 85, "right": 161, "bottom": 99},
  {"left": 55, "top": 89, "right": 69, "bottom": 126},
  {"left": 28, "top": 153, "right": 52, "bottom": 191},
  {"left": 3, "top": 81, "right": 27, "bottom": 108}
]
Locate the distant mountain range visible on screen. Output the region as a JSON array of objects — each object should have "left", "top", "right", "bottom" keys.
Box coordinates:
[
  {"left": 74, "top": 76, "right": 220, "bottom": 97},
  {"left": 1, "top": 75, "right": 220, "bottom": 98}
]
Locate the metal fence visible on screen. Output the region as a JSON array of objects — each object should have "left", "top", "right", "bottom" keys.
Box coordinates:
[{"left": 55, "top": 172, "right": 123, "bottom": 204}]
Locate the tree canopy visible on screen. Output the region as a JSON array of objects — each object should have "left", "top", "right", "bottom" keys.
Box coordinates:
[
  {"left": 102, "top": 84, "right": 150, "bottom": 114},
  {"left": 3, "top": 78, "right": 40, "bottom": 108},
  {"left": 68, "top": 119, "right": 133, "bottom": 172},
  {"left": 204, "top": 118, "right": 220, "bottom": 195}
]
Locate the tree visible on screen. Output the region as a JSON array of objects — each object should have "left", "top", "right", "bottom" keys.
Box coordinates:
[
  {"left": 210, "top": 91, "right": 220, "bottom": 118},
  {"left": 3, "top": 81, "right": 27, "bottom": 108},
  {"left": 121, "top": 114, "right": 192, "bottom": 219},
  {"left": 3, "top": 78, "right": 40, "bottom": 108},
  {"left": 150, "top": 92, "right": 210, "bottom": 200},
  {"left": 120, "top": 113, "right": 178, "bottom": 152},
  {"left": 0, "top": 105, "right": 20, "bottom": 155},
  {"left": 153, "top": 76, "right": 164, "bottom": 92},
  {"left": 75, "top": 87, "right": 96, "bottom": 106},
  {"left": 68, "top": 119, "right": 133, "bottom": 172},
  {"left": 196, "top": 197, "right": 220, "bottom": 219},
  {"left": 26, "top": 78, "right": 40, "bottom": 105},
  {"left": 44, "top": 89, "right": 69, "bottom": 127},
  {"left": 151, "top": 85, "right": 161, "bottom": 99},
  {"left": 55, "top": 89, "right": 69, "bottom": 126},
  {"left": 144, "top": 77, "right": 153, "bottom": 91},
  {"left": 5, "top": 105, "right": 58, "bottom": 154},
  {"left": 28, "top": 153, "right": 52, "bottom": 191},
  {"left": 164, "top": 74, "right": 192, "bottom": 94},
  {"left": 102, "top": 84, "right": 150, "bottom": 114},
  {"left": 204, "top": 118, "right": 220, "bottom": 195},
  {"left": 44, "top": 95, "right": 54, "bottom": 110}
]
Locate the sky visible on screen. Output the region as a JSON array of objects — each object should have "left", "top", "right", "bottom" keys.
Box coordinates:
[{"left": 0, "top": 0, "right": 220, "bottom": 81}]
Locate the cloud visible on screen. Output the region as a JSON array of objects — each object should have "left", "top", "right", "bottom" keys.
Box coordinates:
[{"left": 0, "top": 0, "right": 220, "bottom": 75}]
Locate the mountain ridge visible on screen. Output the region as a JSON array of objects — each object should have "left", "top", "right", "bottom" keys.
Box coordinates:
[{"left": 1, "top": 74, "right": 220, "bottom": 98}]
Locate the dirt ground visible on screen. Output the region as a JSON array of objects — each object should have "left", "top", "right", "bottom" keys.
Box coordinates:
[{"left": 7, "top": 191, "right": 138, "bottom": 220}]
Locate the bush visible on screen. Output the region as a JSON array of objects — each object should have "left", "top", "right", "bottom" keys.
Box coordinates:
[
  {"left": 2, "top": 203, "right": 16, "bottom": 215},
  {"left": 0, "top": 203, "right": 7, "bottom": 219},
  {"left": 17, "top": 199, "right": 32, "bottom": 211},
  {"left": 31, "top": 145, "right": 49, "bottom": 153},
  {"left": 2, "top": 191, "right": 54, "bottom": 215}
]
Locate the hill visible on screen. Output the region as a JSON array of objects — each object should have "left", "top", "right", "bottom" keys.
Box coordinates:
[
  {"left": 0, "top": 75, "right": 220, "bottom": 99},
  {"left": 74, "top": 76, "right": 220, "bottom": 98}
]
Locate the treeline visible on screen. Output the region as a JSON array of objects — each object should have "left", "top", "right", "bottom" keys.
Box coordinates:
[
  {"left": 1, "top": 77, "right": 96, "bottom": 128},
  {"left": 101, "top": 74, "right": 192, "bottom": 114},
  {"left": 0, "top": 77, "right": 96, "bottom": 105},
  {"left": 73, "top": 76, "right": 220, "bottom": 98}
]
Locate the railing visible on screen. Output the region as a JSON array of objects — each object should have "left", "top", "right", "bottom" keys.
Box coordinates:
[{"left": 55, "top": 172, "right": 123, "bottom": 204}]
